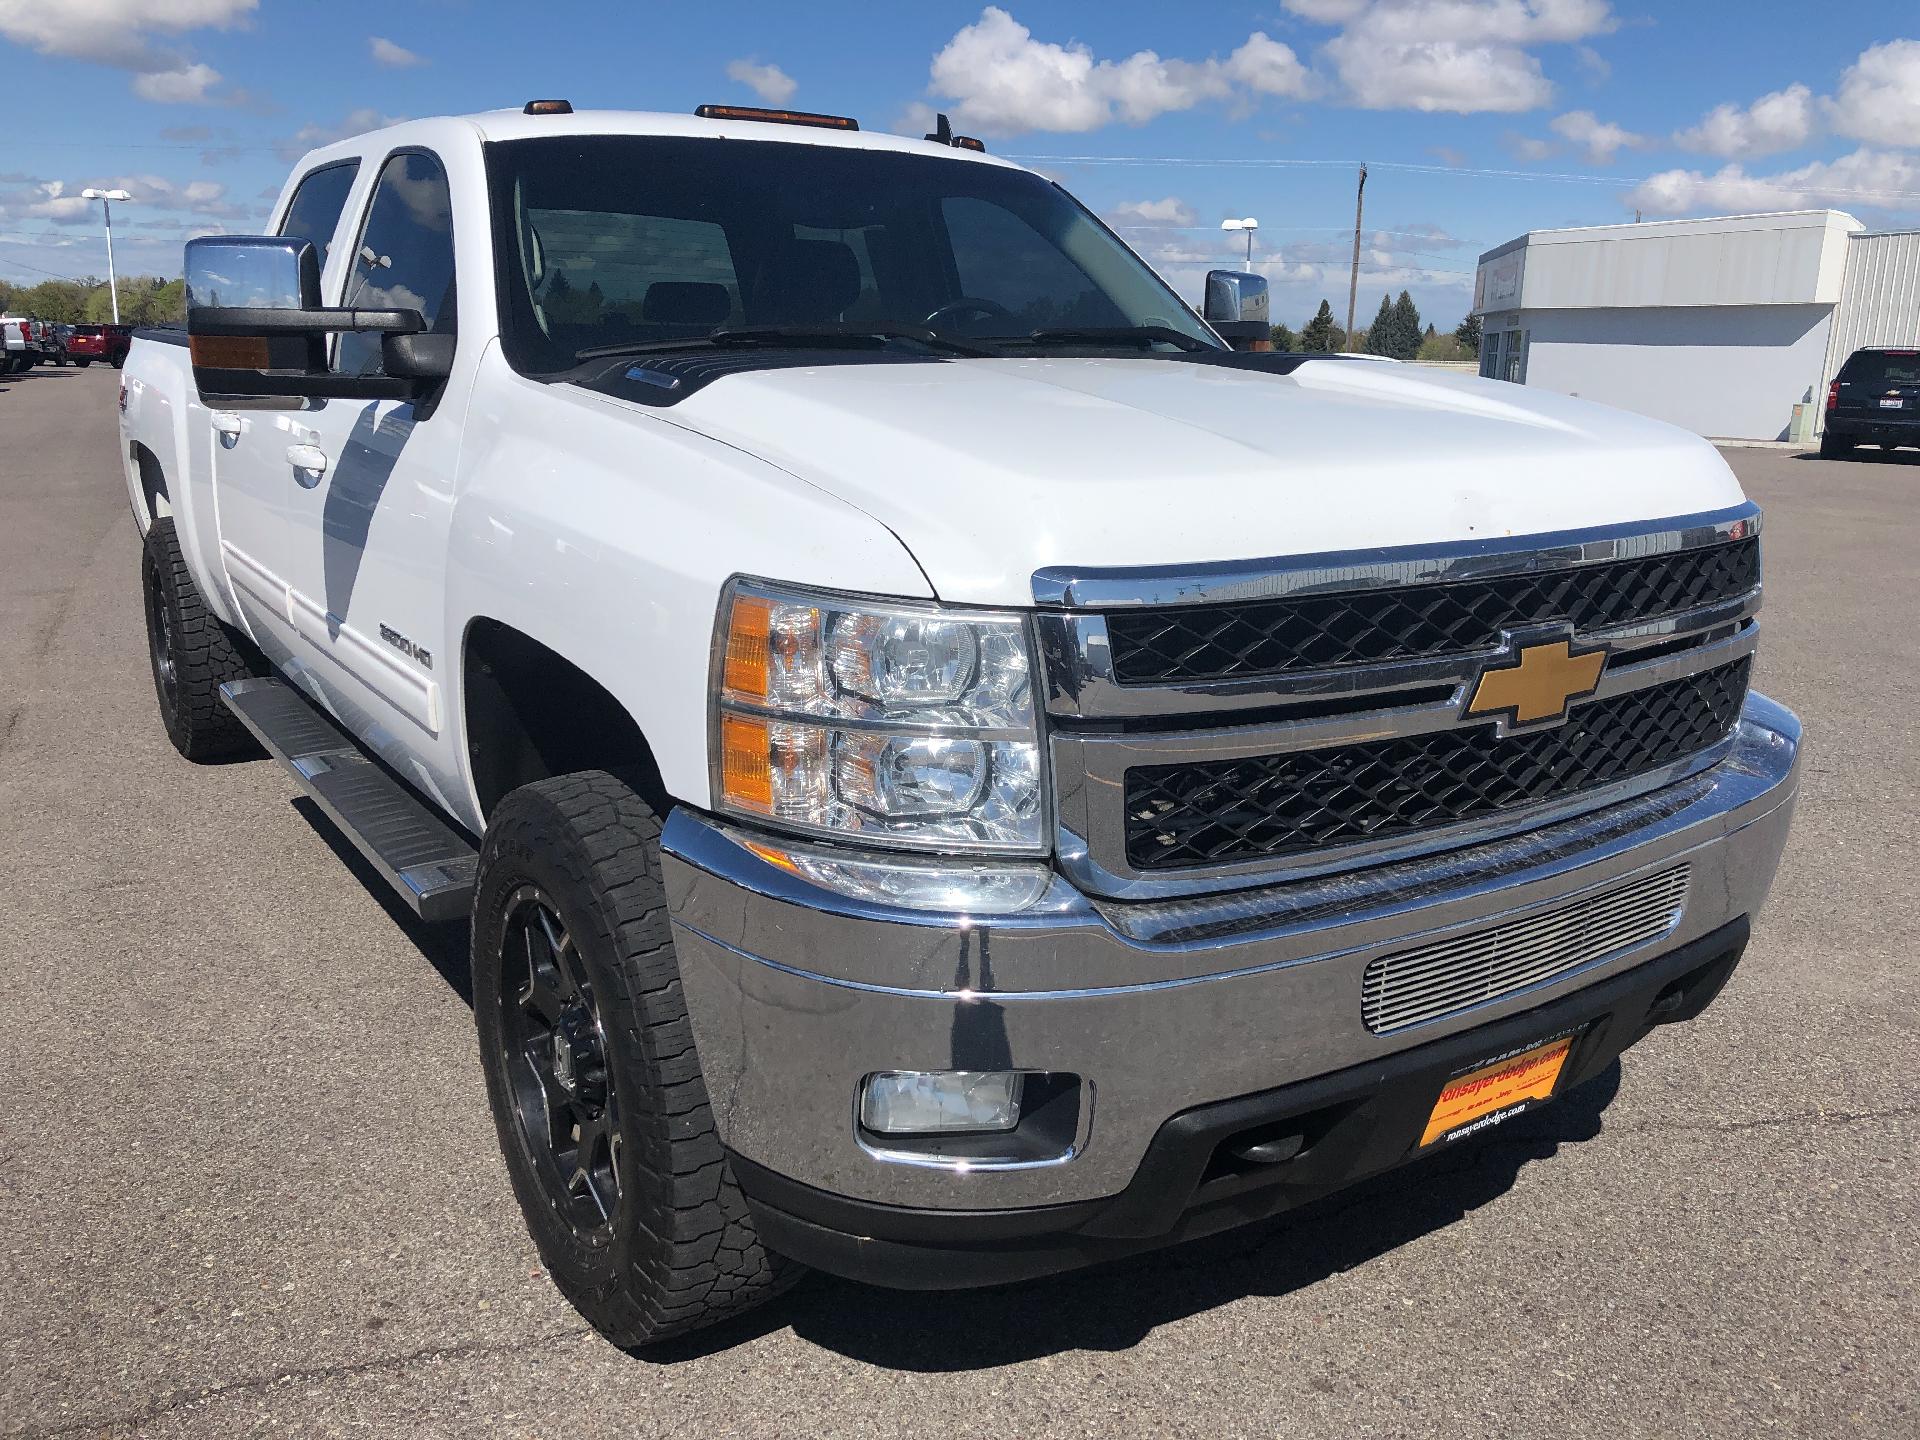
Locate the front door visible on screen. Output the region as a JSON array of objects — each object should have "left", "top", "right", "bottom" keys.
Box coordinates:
[
  {"left": 275, "top": 149, "right": 465, "bottom": 798},
  {"left": 210, "top": 159, "right": 362, "bottom": 650}
]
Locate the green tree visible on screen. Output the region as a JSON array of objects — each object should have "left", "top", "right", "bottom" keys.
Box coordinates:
[
  {"left": 1386, "top": 290, "right": 1424, "bottom": 360},
  {"left": 1269, "top": 322, "right": 1298, "bottom": 352},
  {"left": 1364, "top": 293, "right": 1395, "bottom": 356},
  {"left": 1454, "top": 312, "right": 1482, "bottom": 355},
  {"left": 1417, "top": 331, "right": 1473, "bottom": 362},
  {"left": 1299, "top": 299, "right": 1342, "bottom": 352}
]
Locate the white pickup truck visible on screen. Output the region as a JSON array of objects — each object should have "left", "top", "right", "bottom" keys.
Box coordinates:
[{"left": 119, "top": 102, "right": 1801, "bottom": 1346}]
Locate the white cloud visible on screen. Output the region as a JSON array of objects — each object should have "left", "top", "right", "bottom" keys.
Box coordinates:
[
  {"left": 0, "top": 0, "right": 255, "bottom": 102},
  {"left": 726, "top": 57, "right": 797, "bottom": 105},
  {"left": 131, "top": 61, "right": 221, "bottom": 103},
  {"left": 1282, "top": 0, "right": 1617, "bottom": 113},
  {"left": 925, "top": 8, "right": 1312, "bottom": 135},
  {"left": 1504, "top": 132, "right": 1556, "bottom": 161},
  {"left": 1550, "top": 109, "right": 1643, "bottom": 163},
  {"left": 1106, "top": 197, "right": 1198, "bottom": 227},
  {"left": 1, "top": 170, "right": 244, "bottom": 228},
  {"left": 1674, "top": 83, "right": 1815, "bottom": 159},
  {"left": 277, "top": 108, "right": 409, "bottom": 162},
  {"left": 369, "top": 36, "right": 424, "bottom": 68},
  {"left": 1825, "top": 40, "right": 1920, "bottom": 148},
  {"left": 1626, "top": 148, "right": 1920, "bottom": 218}
]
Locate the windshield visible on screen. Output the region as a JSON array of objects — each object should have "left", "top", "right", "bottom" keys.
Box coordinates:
[{"left": 483, "top": 135, "right": 1220, "bottom": 373}]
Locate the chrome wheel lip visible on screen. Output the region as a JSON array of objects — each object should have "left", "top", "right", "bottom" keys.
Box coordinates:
[{"left": 497, "top": 883, "right": 624, "bottom": 1239}]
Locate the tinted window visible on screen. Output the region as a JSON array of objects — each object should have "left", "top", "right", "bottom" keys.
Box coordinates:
[
  {"left": 941, "top": 196, "right": 1122, "bottom": 331},
  {"left": 276, "top": 162, "right": 359, "bottom": 268},
  {"left": 526, "top": 209, "right": 741, "bottom": 335},
  {"left": 485, "top": 136, "right": 1216, "bottom": 373},
  {"left": 1840, "top": 351, "right": 1920, "bottom": 387},
  {"left": 338, "top": 151, "right": 456, "bottom": 377}
]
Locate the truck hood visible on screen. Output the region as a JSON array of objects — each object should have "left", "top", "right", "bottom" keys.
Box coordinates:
[{"left": 641, "top": 356, "right": 1747, "bottom": 608}]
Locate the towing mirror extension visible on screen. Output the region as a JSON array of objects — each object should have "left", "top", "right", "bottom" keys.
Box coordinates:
[{"left": 184, "top": 234, "right": 447, "bottom": 402}]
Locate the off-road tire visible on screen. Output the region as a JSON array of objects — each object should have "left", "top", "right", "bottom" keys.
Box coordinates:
[
  {"left": 472, "top": 772, "right": 799, "bottom": 1347},
  {"left": 141, "top": 517, "right": 256, "bottom": 761},
  {"left": 1818, "top": 431, "right": 1855, "bottom": 459}
]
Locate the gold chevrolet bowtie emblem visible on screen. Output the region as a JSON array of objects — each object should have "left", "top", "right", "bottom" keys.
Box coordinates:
[{"left": 1465, "top": 638, "right": 1607, "bottom": 726}]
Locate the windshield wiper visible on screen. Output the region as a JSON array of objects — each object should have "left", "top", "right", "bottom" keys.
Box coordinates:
[
  {"left": 1012, "top": 325, "right": 1222, "bottom": 354},
  {"left": 572, "top": 323, "right": 989, "bottom": 364}
]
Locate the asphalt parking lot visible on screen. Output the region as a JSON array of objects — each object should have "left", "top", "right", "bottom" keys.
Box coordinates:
[{"left": 2, "top": 360, "right": 1915, "bottom": 1438}]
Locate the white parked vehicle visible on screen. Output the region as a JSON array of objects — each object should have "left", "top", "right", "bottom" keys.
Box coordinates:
[
  {"left": 118, "top": 102, "right": 1800, "bottom": 1346},
  {"left": 3, "top": 315, "right": 42, "bottom": 373}
]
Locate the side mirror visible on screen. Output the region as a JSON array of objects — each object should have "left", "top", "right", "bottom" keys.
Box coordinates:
[
  {"left": 1203, "top": 269, "right": 1270, "bottom": 325},
  {"left": 185, "top": 235, "right": 433, "bottom": 401},
  {"left": 1203, "top": 269, "right": 1273, "bottom": 352}
]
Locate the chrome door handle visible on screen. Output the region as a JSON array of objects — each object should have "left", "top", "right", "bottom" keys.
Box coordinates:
[
  {"left": 211, "top": 412, "right": 243, "bottom": 439},
  {"left": 286, "top": 444, "right": 329, "bottom": 475}
]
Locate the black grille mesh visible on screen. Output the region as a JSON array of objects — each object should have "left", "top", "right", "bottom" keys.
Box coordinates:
[
  {"left": 1123, "top": 658, "right": 1751, "bottom": 871},
  {"left": 1106, "top": 539, "right": 1758, "bottom": 685}
]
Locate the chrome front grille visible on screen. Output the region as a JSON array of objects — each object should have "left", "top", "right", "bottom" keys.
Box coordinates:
[
  {"left": 1035, "top": 505, "right": 1764, "bottom": 900},
  {"left": 1106, "top": 538, "right": 1759, "bottom": 685},
  {"left": 1360, "top": 865, "right": 1690, "bottom": 1033},
  {"left": 1122, "top": 657, "right": 1750, "bottom": 871}
]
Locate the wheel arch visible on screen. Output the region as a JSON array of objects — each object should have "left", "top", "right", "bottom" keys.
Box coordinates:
[
  {"left": 461, "top": 616, "right": 673, "bottom": 825},
  {"left": 130, "top": 440, "right": 171, "bottom": 530}
]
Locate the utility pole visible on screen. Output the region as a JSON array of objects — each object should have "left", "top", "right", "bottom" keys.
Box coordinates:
[{"left": 1345, "top": 164, "right": 1367, "bottom": 353}]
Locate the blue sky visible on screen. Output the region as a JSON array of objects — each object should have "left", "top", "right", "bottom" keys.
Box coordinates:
[{"left": 3, "top": 1, "right": 1917, "bottom": 330}]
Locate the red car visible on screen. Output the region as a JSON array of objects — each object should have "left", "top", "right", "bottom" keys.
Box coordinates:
[
  {"left": 67, "top": 325, "right": 105, "bottom": 365},
  {"left": 70, "top": 323, "right": 134, "bottom": 368}
]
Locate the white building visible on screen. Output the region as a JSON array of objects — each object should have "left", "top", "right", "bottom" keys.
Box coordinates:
[{"left": 1473, "top": 211, "right": 1920, "bottom": 441}]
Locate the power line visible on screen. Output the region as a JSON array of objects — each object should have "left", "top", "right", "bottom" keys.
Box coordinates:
[{"left": 1013, "top": 152, "right": 1920, "bottom": 205}]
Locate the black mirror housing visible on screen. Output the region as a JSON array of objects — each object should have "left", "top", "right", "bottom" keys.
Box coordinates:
[{"left": 183, "top": 234, "right": 442, "bottom": 402}]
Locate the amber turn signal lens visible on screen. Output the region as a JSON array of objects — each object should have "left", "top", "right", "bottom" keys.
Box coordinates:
[
  {"left": 190, "top": 335, "right": 271, "bottom": 369},
  {"left": 719, "top": 713, "right": 773, "bottom": 811},
  {"left": 723, "top": 594, "right": 775, "bottom": 701}
]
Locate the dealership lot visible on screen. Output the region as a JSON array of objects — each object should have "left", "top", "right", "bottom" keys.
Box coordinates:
[{"left": 1, "top": 362, "right": 1914, "bottom": 1438}]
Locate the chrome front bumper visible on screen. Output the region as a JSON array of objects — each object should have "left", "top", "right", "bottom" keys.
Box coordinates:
[{"left": 662, "top": 693, "right": 1800, "bottom": 1211}]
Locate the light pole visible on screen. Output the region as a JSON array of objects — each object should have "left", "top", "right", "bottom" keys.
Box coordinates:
[
  {"left": 1220, "top": 216, "right": 1259, "bottom": 266},
  {"left": 81, "top": 188, "right": 133, "bottom": 323}
]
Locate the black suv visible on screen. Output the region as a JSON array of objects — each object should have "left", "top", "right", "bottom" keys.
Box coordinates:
[{"left": 1822, "top": 347, "right": 1920, "bottom": 458}]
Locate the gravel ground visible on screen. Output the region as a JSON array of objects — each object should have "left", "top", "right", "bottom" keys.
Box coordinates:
[{"left": 1, "top": 362, "right": 1914, "bottom": 1438}]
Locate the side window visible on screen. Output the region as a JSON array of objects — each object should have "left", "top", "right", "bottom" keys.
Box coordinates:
[
  {"left": 276, "top": 162, "right": 359, "bottom": 269},
  {"left": 338, "top": 151, "right": 456, "bottom": 377}
]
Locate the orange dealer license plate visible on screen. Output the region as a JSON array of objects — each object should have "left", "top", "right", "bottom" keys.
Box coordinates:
[{"left": 1419, "top": 1033, "right": 1577, "bottom": 1148}]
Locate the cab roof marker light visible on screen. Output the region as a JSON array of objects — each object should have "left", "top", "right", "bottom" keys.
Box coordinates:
[{"left": 694, "top": 104, "right": 859, "bottom": 131}]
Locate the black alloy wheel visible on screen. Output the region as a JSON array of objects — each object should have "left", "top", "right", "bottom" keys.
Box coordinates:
[
  {"left": 145, "top": 560, "right": 180, "bottom": 714},
  {"left": 472, "top": 772, "right": 797, "bottom": 1345},
  {"left": 497, "top": 887, "right": 623, "bottom": 1234}
]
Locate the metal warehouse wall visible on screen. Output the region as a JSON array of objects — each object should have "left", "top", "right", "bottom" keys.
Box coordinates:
[
  {"left": 1820, "top": 232, "right": 1920, "bottom": 417},
  {"left": 1521, "top": 303, "right": 1834, "bottom": 441}
]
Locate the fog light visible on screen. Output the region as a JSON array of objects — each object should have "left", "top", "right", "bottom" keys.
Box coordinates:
[{"left": 859, "top": 1071, "right": 1024, "bottom": 1135}]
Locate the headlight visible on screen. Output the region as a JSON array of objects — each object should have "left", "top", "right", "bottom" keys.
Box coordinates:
[{"left": 712, "top": 579, "right": 1044, "bottom": 854}]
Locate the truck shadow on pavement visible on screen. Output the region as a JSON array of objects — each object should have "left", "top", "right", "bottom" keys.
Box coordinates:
[{"left": 288, "top": 793, "right": 1624, "bottom": 1371}]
